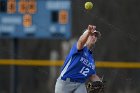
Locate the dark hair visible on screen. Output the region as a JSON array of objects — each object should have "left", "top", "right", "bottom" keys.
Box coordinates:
[{"left": 93, "top": 31, "right": 101, "bottom": 39}]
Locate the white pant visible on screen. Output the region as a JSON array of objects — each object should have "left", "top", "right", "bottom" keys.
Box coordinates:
[{"left": 55, "top": 78, "right": 87, "bottom": 93}]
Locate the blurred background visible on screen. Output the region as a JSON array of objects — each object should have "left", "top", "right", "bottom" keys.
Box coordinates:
[{"left": 0, "top": 0, "right": 140, "bottom": 93}]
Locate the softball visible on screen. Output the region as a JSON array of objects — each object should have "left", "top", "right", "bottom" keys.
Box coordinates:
[{"left": 85, "top": 2, "right": 93, "bottom": 10}]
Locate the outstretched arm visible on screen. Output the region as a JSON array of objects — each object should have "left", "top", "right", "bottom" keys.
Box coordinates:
[{"left": 77, "top": 25, "right": 96, "bottom": 50}]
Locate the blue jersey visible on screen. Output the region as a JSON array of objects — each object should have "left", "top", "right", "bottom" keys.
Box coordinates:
[{"left": 60, "top": 42, "right": 96, "bottom": 83}]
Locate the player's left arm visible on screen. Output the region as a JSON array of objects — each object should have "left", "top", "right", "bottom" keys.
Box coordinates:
[{"left": 89, "top": 74, "right": 101, "bottom": 82}]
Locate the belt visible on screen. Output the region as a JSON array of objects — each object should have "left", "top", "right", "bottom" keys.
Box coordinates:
[{"left": 60, "top": 77, "right": 83, "bottom": 83}]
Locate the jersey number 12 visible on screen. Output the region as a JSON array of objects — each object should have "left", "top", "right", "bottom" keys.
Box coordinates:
[{"left": 80, "top": 66, "right": 89, "bottom": 76}]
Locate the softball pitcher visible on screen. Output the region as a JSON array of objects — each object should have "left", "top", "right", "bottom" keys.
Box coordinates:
[{"left": 55, "top": 25, "right": 103, "bottom": 93}]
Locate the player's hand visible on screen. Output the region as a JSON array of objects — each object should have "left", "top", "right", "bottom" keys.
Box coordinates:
[
  {"left": 86, "top": 81, "right": 105, "bottom": 93},
  {"left": 87, "top": 25, "right": 96, "bottom": 35}
]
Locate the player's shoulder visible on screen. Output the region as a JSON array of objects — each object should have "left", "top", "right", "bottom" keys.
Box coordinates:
[{"left": 70, "top": 41, "right": 88, "bottom": 55}]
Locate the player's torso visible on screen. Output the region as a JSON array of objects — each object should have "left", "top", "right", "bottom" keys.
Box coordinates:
[{"left": 60, "top": 47, "right": 96, "bottom": 83}]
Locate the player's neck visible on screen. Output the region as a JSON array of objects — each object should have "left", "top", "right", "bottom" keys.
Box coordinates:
[{"left": 87, "top": 43, "right": 92, "bottom": 50}]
